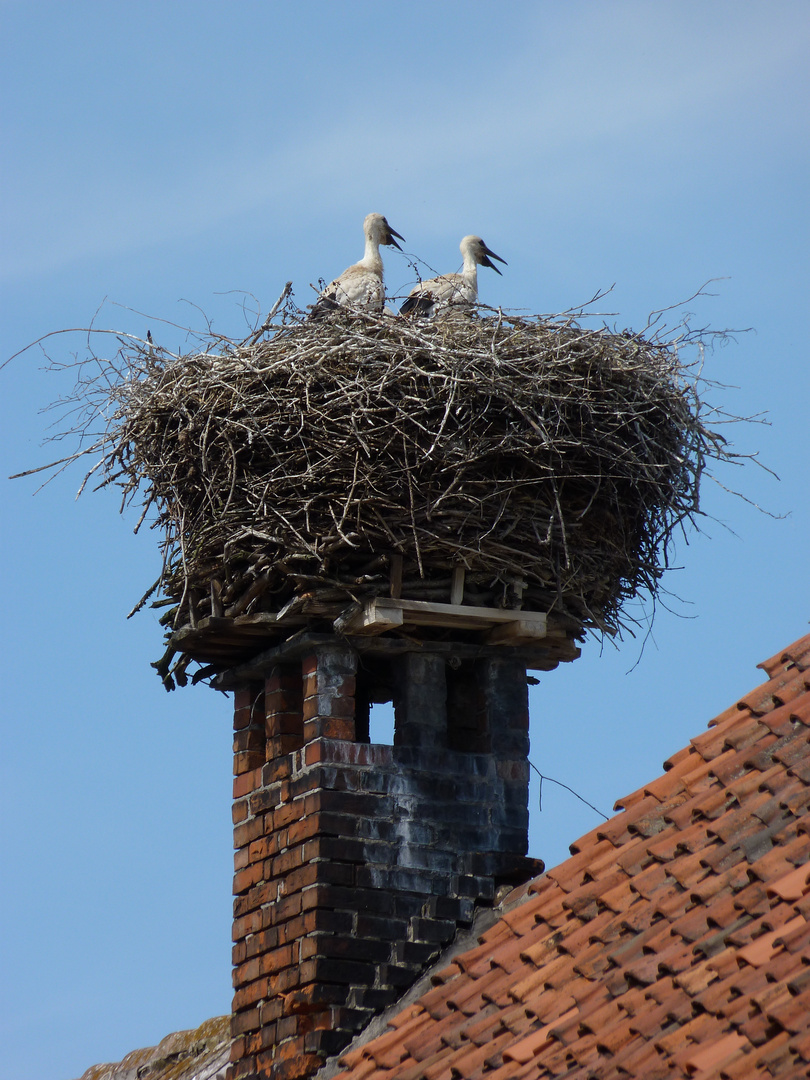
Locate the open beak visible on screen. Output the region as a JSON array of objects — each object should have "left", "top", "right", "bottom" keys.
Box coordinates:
[
  {"left": 385, "top": 224, "right": 405, "bottom": 251},
  {"left": 481, "top": 245, "right": 507, "bottom": 275}
]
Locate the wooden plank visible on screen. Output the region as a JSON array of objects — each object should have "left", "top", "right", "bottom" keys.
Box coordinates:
[
  {"left": 487, "top": 620, "right": 552, "bottom": 645},
  {"left": 397, "top": 598, "right": 548, "bottom": 630},
  {"left": 334, "top": 599, "right": 404, "bottom": 636},
  {"left": 233, "top": 613, "right": 280, "bottom": 628},
  {"left": 335, "top": 597, "right": 550, "bottom": 637}
]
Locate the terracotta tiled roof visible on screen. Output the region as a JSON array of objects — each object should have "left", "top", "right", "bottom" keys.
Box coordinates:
[{"left": 332, "top": 632, "right": 810, "bottom": 1080}]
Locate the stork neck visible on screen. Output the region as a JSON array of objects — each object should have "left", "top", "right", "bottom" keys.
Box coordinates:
[
  {"left": 461, "top": 252, "right": 479, "bottom": 284},
  {"left": 361, "top": 234, "right": 384, "bottom": 273}
]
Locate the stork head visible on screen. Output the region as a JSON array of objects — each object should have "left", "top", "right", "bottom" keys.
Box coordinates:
[
  {"left": 365, "top": 212, "right": 405, "bottom": 251},
  {"left": 461, "top": 235, "right": 507, "bottom": 275}
]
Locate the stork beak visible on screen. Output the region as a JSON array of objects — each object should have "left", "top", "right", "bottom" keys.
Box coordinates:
[
  {"left": 481, "top": 245, "right": 507, "bottom": 275},
  {"left": 385, "top": 225, "right": 405, "bottom": 251}
]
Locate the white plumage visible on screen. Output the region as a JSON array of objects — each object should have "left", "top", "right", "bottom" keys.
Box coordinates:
[
  {"left": 310, "top": 212, "right": 404, "bottom": 317},
  {"left": 400, "top": 235, "right": 506, "bottom": 317}
]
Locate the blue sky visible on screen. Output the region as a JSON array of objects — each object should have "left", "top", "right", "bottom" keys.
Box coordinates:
[{"left": 1, "top": 3, "right": 808, "bottom": 1078}]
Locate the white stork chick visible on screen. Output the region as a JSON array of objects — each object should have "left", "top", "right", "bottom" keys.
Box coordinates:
[
  {"left": 400, "top": 235, "right": 506, "bottom": 317},
  {"left": 310, "top": 212, "right": 405, "bottom": 317}
]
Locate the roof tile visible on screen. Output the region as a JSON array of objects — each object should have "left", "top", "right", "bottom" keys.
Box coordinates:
[
  {"left": 767, "top": 861, "right": 810, "bottom": 900},
  {"left": 683, "top": 1030, "right": 750, "bottom": 1074},
  {"left": 787, "top": 1025, "right": 810, "bottom": 1062},
  {"left": 736, "top": 914, "right": 806, "bottom": 966},
  {"left": 502, "top": 1007, "right": 579, "bottom": 1064},
  {"left": 662, "top": 850, "right": 712, "bottom": 892},
  {"left": 333, "top": 633, "right": 810, "bottom": 1080}
]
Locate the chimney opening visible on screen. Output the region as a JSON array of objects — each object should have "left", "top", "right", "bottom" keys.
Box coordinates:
[{"left": 369, "top": 701, "right": 395, "bottom": 745}]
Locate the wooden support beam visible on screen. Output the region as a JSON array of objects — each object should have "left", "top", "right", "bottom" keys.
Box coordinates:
[
  {"left": 450, "top": 567, "right": 466, "bottom": 605},
  {"left": 334, "top": 599, "right": 404, "bottom": 636},
  {"left": 334, "top": 597, "right": 550, "bottom": 637},
  {"left": 487, "top": 619, "right": 553, "bottom": 645}
]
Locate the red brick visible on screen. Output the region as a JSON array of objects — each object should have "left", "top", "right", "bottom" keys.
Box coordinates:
[
  {"left": 233, "top": 956, "right": 263, "bottom": 988},
  {"left": 302, "top": 672, "right": 318, "bottom": 699},
  {"left": 263, "top": 754, "right": 294, "bottom": 780},
  {"left": 233, "top": 687, "right": 255, "bottom": 712},
  {"left": 233, "top": 879, "right": 279, "bottom": 918},
  {"left": 229, "top": 1034, "right": 245, "bottom": 1063},
  {"left": 285, "top": 811, "right": 357, "bottom": 846},
  {"left": 233, "top": 863, "right": 264, "bottom": 895},
  {"left": 232, "top": 940, "right": 247, "bottom": 966},
  {"left": 249, "top": 787, "right": 281, "bottom": 815},
  {"left": 267, "top": 1036, "right": 306, "bottom": 1063},
  {"left": 303, "top": 672, "right": 356, "bottom": 697},
  {"left": 266, "top": 693, "right": 304, "bottom": 719},
  {"left": 257, "top": 1020, "right": 278, "bottom": 1050},
  {"left": 244, "top": 926, "right": 279, "bottom": 960},
  {"left": 270, "top": 846, "right": 306, "bottom": 878},
  {"left": 265, "top": 670, "right": 302, "bottom": 694},
  {"left": 266, "top": 891, "right": 303, "bottom": 926},
  {"left": 273, "top": 797, "right": 309, "bottom": 830},
  {"left": 276, "top": 1015, "right": 300, "bottom": 1041},
  {"left": 246, "top": 834, "right": 279, "bottom": 864},
  {"left": 259, "top": 1048, "right": 322, "bottom": 1080},
  {"left": 234, "top": 749, "right": 265, "bottom": 775},
  {"left": 303, "top": 716, "right": 355, "bottom": 740},
  {"left": 301, "top": 653, "right": 319, "bottom": 677},
  {"left": 233, "top": 769, "right": 262, "bottom": 799},
  {"left": 283, "top": 862, "right": 321, "bottom": 894},
  {"left": 303, "top": 696, "right": 355, "bottom": 724},
  {"left": 305, "top": 788, "right": 384, "bottom": 818},
  {"left": 232, "top": 799, "right": 249, "bottom": 824},
  {"left": 233, "top": 712, "right": 264, "bottom": 737},
  {"left": 234, "top": 728, "right": 266, "bottom": 753},
  {"left": 285, "top": 816, "right": 320, "bottom": 846},
  {"left": 234, "top": 815, "right": 265, "bottom": 850},
  {"left": 233, "top": 910, "right": 262, "bottom": 941},
  {"left": 270, "top": 959, "right": 319, "bottom": 994},
  {"left": 275, "top": 911, "right": 320, "bottom": 945},
  {"left": 243, "top": 1030, "right": 263, "bottom": 1056},
  {"left": 267, "top": 735, "right": 303, "bottom": 760},
  {"left": 294, "top": 1009, "right": 336, "bottom": 1036},
  {"left": 282, "top": 983, "right": 349, "bottom": 1010},
  {"left": 259, "top": 942, "right": 298, "bottom": 976},
  {"left": 299, "top": 933, "right": 388, "bottom": 964},
  {"left": 269, "top": 821, "right": 289, "bottom": 851},
  {"left": 303, "top": 741, "right": 325, "bottom": 765},
  {"left": 234, "top": 846, "right": 250, "bottom": 872},
  {"left": 259, "top": 997, "right": 285, "bottom": 1025},
  {"left": 231, "top": 1007, "right": 261, "bottom": 1037},
  {"left": 234, "top": 687, "right": 264, "bottom": 728},
  {"left": 303, "top": 835, "right": 366, "bottom": 864},
  {"left": 232, "top": 975, "right": 270, "bottom": 1011}
]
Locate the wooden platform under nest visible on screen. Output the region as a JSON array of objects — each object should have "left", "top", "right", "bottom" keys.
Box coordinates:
[{"left": 170, "top": 596, "right": 582, "bottom": 681}]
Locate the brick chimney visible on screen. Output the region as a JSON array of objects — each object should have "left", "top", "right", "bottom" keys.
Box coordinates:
[{"left": 226, "top": 636, "right": 556, "bottom": 1080}]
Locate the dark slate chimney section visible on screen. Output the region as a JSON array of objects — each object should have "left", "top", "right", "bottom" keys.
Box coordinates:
[{"left": 228, "top": 639, "right": 542, "bottom": 1080}]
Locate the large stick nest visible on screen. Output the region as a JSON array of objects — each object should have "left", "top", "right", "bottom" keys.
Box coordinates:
[
  {"left": 17, "top": 296, "right": 747, "bottom": 686},
  {"left": 81, "top": 306, "right": 723, "bottom": 636}
]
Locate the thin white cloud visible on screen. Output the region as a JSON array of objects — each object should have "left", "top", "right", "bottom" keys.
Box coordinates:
[{"left": 1, "top": 3, "right": 806, "bottom": 282}]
